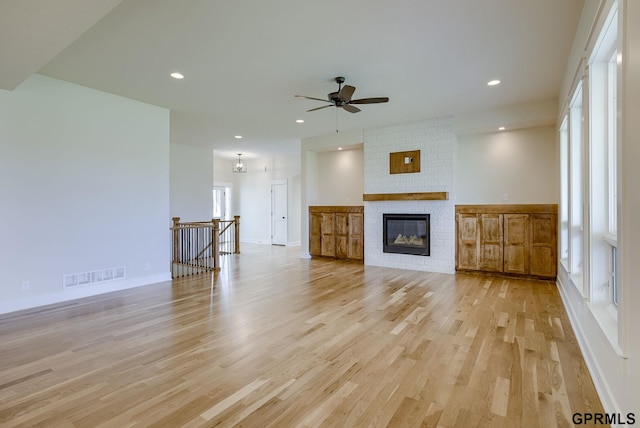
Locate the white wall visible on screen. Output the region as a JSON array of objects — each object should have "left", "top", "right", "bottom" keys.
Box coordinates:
[
  {"left": 456, "top": 126, "right": 559, "bottom": 204},
  {"left": 364, "top": 117, "right": 456, "bottom": 273},
  {"left": 0, "top": 74, "right": 170, "bottom": 314},
  {"left": 213, "top": 155, "right": 238, "bottom": 187},
  {"left": 315, "top": 148, "right": 364, "bottom": 206},
  {"left": 170, "top": 143, "right": 213, "bottom": 222},
  {"left": 300, "top": 130, "right": 364, "bottom": 256},
  {"left": 216, "top": 154, "right": 301, "bottom": 245},
  {"left": 620, "top": 0, "right": 640, "bottom": 400}
]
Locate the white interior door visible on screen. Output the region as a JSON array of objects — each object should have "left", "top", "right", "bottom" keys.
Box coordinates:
[{"left": 271, "top": 183, "right": 287, "bottom": 245}]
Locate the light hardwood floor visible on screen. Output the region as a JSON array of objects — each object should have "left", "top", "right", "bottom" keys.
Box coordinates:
[{"left": 0, "top": 244, "right": 604, "bottom": 427}]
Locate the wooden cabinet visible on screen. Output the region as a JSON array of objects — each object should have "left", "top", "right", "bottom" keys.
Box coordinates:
[
  {"left": 309, "top": 212, "right": 322, "bottom": 256},
  {"left": 335, "top": 213, "right": 348, "bottom": 258},
  {"left": 309, "top": 206, "right": 364, "bottom": 262},
  {"left": 503, "top": 214, "right": 528, "bottom": 275},
  {"left": 479, "top": 213, "right": 504, "bottom": 272},
  {"left": 529, "top": 213, "right": 557, "bottom": 277},
  {"left": 455, "top": 205, "right": 557, "bottom": 279},
  {"left": 347, "top": 212, "right": 364, "bottom": 260},
  {"left": 320, "top": 213, "right": 336, "bottom": 257}
]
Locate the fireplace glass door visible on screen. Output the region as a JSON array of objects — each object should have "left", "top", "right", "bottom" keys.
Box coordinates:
[{"left": 383, "top": 214, "right": 430, "bottom": 256}]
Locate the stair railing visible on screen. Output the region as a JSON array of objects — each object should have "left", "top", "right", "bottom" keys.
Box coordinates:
[{"left": 170, "top": 216, "right": 240, "bottom": 278}]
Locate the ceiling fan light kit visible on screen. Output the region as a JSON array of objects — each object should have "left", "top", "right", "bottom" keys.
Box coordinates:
[{"left": 295, "top": 76, "right": 389, "bottom": 114}]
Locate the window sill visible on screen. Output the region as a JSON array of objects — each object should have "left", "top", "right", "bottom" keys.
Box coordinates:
[
  {"left": 569, "top": 273, "right": 585, "bottom": 297},
  {"left": 587, "top": 301, "right": 626, "bottom": 358},
  {"left": 604, "top": 233, "right": 617, "bottom": 247}
]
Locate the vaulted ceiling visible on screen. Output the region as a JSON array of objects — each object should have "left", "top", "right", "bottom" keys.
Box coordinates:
[{"left": 1, "top": 0, "right": 584, "bottom": 158}]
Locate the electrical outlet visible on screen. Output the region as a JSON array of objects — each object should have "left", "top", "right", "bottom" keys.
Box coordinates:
[
  {"left": 145, "top": 263, "right": 151, "bottom": 271},
  {"left": 503, "top": 193, "right": 509, "bottom": 201},
  {"left": 22, "top": 281, "right": 30, "bottom": 291}
]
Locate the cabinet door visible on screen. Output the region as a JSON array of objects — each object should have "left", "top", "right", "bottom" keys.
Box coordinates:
[
  {"left": 309, "top": 213, "right": 322, "bottom": 256},
  {"left": 348, "top": 213, "right": 364, "bottom": 260},
  {"left": 479, "top": 214, "right": 503, "bottom": 272},
  {"left": 504, "top": 214, "right": 529, "bottom": 275},
  {"left": 457, "top": 214, "right": 480, "bottom": 270},
  {"left": 320, "top": 213, "right": 335, "bottom": 257},
  {"left": 529, "top": 213, "right": 557, "bottom": 278},
  {"left": 335, "top": 213, "right": 348, "bottom": 258}
]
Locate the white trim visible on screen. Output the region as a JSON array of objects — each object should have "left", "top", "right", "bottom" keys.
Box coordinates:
[
  {"left": 586, "top": 0, "right": 619, "bottom": 61},
  {"left": 286, "top": 241, "right": 301, "bottom": 247},
  {"left": 604, "top": 233, "right": 618, "bottom": 246},
  {"left": 587, "top": 301, "right": 625, "bottom": 357},
  {"left": 0, "top": 272, "right": 172, "bottom": 315}
]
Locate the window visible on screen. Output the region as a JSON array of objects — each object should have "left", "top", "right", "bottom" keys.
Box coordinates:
[
  {"left": 606, "top": 49, "right": 619, "bottom": 309},
  {"left": 559, "top": 117, "right": 569, "bottom": 264},
  {"left": 588, "top": 5, "right": 618, "bottom": 310},
  {"left": 569, "top": 83, "right": 584, "bottom": 293},
  {"left": 583, "top": 1, "right": 621, "bottom": 353},
  {"left": 611, "top": 245, "right": 618, "bottom": 306},
  {"left": 607, "top": 51, "right": 618, "bottom": 236}
]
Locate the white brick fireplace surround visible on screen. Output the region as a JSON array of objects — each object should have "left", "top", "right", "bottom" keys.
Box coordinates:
[{"left": 364, "top": 117, "right": 456, "bottom": 274}]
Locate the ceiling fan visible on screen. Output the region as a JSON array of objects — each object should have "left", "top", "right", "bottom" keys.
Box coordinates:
[{"left": 295, "top": 77, "right": 389, "bottom": 113}]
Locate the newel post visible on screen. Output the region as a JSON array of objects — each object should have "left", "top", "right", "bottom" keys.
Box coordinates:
[
  {"left": 212, "top": 218, "right": 221, "bottom": 271},
  {"left": 172, "top": 217, "right": 180, "bottom": 263},
  {"left": 234, "top": 215, "right": 241, "bottom": 254}
]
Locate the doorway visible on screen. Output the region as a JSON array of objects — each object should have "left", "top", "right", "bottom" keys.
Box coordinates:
[
  {"left": 213, "top": 184, "right": 231, "bottom": 220},
  {"left": 271, "top": 182, "right": 287, "bottom": 245}
]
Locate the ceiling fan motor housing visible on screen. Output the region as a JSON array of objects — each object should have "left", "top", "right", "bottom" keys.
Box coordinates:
[{"left": 328, "top": 91, "right": 345, "bottom": 105}]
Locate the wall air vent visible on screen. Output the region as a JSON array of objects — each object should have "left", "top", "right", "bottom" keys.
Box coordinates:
[{"left": 63, "top": 266, "right": 126, "bottom": 288}]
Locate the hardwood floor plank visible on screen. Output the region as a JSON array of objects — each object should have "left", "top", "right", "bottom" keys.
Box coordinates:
[{"left": 0, "top": 244, "right": 606, "bottom": 427}]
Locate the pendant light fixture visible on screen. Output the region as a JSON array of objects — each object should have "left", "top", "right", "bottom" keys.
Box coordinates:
[{"left": 232, "top": 153, "right": 247, "bottom": 173}]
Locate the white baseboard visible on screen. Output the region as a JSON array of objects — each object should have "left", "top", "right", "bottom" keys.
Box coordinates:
[
  {"left": 0, "top": 272, "right": 172, "bottom": 315},
  {"left": 240, "top": 239, "right": 301, "bottom": 246},
  {"left": 555, "top": 276, "right": 619, "bottom": 415},
  {"left": 240, "top": 239, "right": 270, "bottom": 245}
]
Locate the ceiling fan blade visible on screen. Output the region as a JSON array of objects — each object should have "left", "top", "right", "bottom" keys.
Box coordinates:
[
  {"left": 349, "top": 97, "right": 389, "bottom": 104},
  {"left": 307, "top": 105, "right": 334, "bottom": 112},
  {"left": 338, "top": 85, "right": 356, "bottom": 102},
  {"left": 343, "top": 104, "right": 361, "bottom": 113},
  {"left": 295, "top": 95, "right": 331, "bottom": 103}
]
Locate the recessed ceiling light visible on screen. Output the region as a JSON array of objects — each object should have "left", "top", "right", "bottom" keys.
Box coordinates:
[
  {"left": 234, "top": 135, "right": 242, "bottom": 139},
  {"left": 487, "top": 79, "right": 501, "bottom": 86},
  {"left": 338, "top": 147, "right": 343, "bottom": 150},
  {"left": 170, "top": 72, "right": 184, "bottom": 79},
  {"left": 498, "top": 126, "right": 506, "bottom": 131},
  {"left": 296, "top": 119, "right": 304, "bottom": 123}
]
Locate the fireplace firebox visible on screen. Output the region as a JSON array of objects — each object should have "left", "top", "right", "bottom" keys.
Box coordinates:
[{"left": 383, "top": 214, "right": 430, "bottom": 256}]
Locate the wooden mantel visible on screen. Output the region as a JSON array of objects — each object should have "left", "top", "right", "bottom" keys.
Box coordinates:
[{"left": 362, "top": 192, "right": 448, "bottom": 201}]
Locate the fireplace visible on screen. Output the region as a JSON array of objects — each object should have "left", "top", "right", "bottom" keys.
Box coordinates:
[{"left": 383, "top": 213, "right": 430, "bottom": 256}]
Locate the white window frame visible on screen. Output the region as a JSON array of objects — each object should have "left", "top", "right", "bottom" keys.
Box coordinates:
[
  {"left": 568, "top": 82, "right": 585, "bottom": 295},
  {"left": 559, "top": 116, "right": 570, "bottom": 268}
]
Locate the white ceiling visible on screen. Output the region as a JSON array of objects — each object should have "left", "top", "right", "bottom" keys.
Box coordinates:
[{"left": 2, "top": 0, "right": 584, "bottom": 159}]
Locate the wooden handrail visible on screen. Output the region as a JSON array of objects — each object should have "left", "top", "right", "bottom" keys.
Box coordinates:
[{"left": 219, "top": 220, "right": 235, "bottom": 235}]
